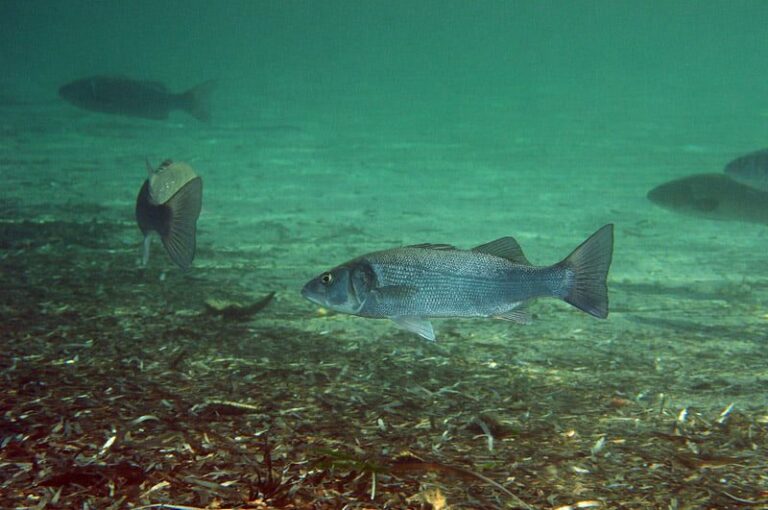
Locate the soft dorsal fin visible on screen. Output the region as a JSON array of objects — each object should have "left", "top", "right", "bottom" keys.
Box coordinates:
[
  {"left": 408, "top": 243, "right": 457, "bottom": 251},
  {"left": 472, "top": 237, "right": 531, "bottom": 265}
]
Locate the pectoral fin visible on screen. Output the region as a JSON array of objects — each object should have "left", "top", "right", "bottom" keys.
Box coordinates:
[
  {"left": 372, "top": 285, "right": 419, "bottom": 300},
  {"left": 141, "top": 235, "right": 151, "bottom": 267},
  {"left": 391, "top": 317, "right": 435, "bottom": 341},
  {"left": 160, "top": 176, "right": 203, "bottom": 271}
]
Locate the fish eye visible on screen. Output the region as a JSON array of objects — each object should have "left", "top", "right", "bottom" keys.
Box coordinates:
[{"left": 320, "top": 272, "right": 333, "bottom": 285}]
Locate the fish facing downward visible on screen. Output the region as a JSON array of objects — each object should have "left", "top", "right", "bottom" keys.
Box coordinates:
[
  {"left": 135, "top": 160, "right": 203, "bottom": 270},
  {"left": 59, "top": 76, "right": 215, "bottom": 121},
  {"left": 302, "top": 224, "right": 614, "bottom": 341}
]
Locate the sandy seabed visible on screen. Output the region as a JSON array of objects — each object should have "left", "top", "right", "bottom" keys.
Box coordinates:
[{"left": 1, "top": 94, "right": 766, "bottom": 509}]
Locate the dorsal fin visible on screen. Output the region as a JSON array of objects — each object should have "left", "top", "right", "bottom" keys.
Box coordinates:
[
  {"left": 472, "top": 237, "right": 531, "bottom": 265},
  {"left": 145, "top": 158, "right": 155, "bottom": 179},
  {"left": 408, "top": 243, "right": 456, "bottom": 251}
]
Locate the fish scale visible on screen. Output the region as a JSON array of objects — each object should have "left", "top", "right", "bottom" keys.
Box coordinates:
[{"left": 362, "top": 248, "right": 560, "bottom": 318}]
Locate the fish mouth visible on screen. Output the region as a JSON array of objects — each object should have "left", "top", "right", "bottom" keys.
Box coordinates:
[{"left": 300, "top": 284, "right": 322, "bottom": 305}]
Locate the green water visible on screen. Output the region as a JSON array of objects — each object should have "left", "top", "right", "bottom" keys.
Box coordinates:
[{"left": 1, "top": 2, "right": 767, "bottom": 508}]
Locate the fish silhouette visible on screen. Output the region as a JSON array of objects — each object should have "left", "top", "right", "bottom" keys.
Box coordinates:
[{"left": 59, "top": 76, "right": 214, "bottom": 121}]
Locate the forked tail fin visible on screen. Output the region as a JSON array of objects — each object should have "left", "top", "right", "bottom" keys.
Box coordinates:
[
  {"left": 180, "top": 80, "right": 215, "bottom": 122},
  {"left": 559, "top": 224, "right": 614, "bottom": 319}
]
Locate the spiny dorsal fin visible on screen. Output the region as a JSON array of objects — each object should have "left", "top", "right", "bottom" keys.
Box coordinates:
[
  {"left": 408, "top": 243, "right": 457, "bottom": 251},
  {"left": 473, "top": 237, "right": 531, "bottom": 265}
]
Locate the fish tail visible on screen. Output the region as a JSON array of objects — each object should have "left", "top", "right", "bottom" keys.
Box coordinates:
[
  {"left": 180, "top": 80, "right": 215, "bottom": 122},
  {"left": 558, "top": 224, "right": 614, "bottom": 319},
  {"left": 159, "top": 177, "right": 203, "bottom": 270}
]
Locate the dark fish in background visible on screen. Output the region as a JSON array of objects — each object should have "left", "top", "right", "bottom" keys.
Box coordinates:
[
  {"left": 647, "top": 173, "right": 768, "bottom": 224},
  {"left": 724, "top": 148, "right": 768, "bottom": 191},
  {"left": 59, "top": 76, "right": 215, "bottom": 121},
  {"left": 136, "top": 160, "right": 203, "bottom": 270},
  {"left": 302, "top": 225, "right": 614, "bottom": 341}
]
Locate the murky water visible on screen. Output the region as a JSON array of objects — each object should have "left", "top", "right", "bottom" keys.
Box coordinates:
[{"left": 2, "top": 2, "right": 767, "bottom": 508}]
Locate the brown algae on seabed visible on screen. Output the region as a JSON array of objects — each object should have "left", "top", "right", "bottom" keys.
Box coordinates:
[{"left": 1, "top": 216, "right": 767, "bottom": 509}]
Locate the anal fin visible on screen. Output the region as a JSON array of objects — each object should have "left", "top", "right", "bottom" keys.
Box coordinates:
[{"left": 494, "top": 302, "right": 532, "bottom": 324}]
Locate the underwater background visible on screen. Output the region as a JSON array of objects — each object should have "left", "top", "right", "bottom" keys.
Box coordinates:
[{"left": 1, "top": 1, "right": 767, "bottom": 508}]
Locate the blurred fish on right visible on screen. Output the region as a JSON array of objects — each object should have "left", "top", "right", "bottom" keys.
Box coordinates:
[
  {"left": 724, "top": 148, "right": 768, "bottom": 192},
  {"left": 647, "top": 173, "right": 768, "bottom": 225}
]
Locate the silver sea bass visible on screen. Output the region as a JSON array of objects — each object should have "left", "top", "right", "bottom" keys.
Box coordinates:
[{"left": 302, "top": 224, "right": 614, "bottom": 341}]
